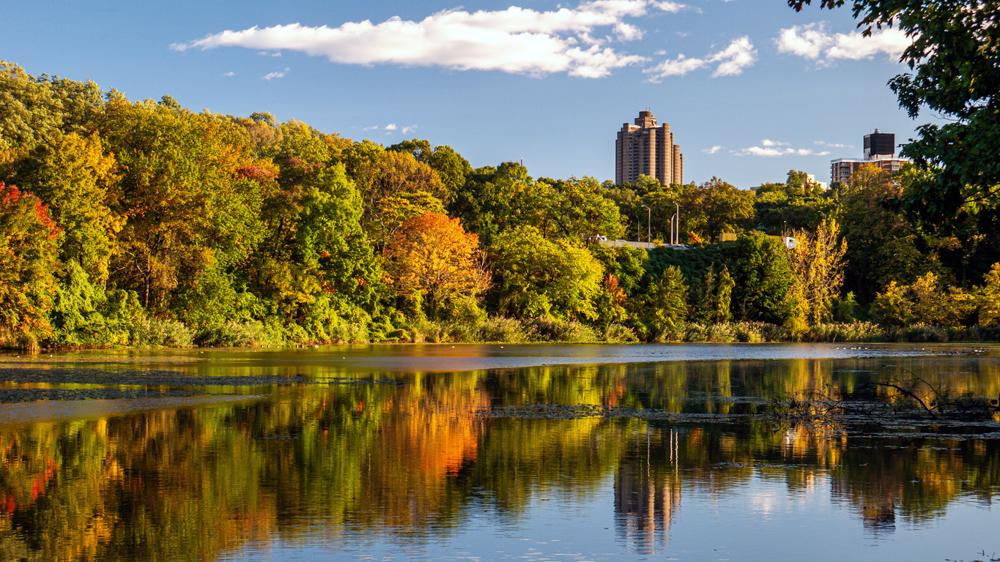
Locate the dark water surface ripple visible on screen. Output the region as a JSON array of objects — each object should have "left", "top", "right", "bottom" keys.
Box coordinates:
[{"left": 0, "top": 343, "right": 998, "bottom": 561}]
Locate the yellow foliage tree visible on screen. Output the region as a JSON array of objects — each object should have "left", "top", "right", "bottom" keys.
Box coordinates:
[
  {"left": 980, "top": 263, "right": 1000, "bottom": 327},
  {"left": 788, "top": 218, "right": 848, "bottom": 326}
]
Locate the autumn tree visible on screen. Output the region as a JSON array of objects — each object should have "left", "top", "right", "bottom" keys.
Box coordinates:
[
  {"left": 29, "top": 132, "right": 122, "bottom": 283},
  {"left": 389, "top": 139, "right": 472, "bottom": 196},
  {"left": 788, "top": 218, "right": 848, "bottom": 325},
  {"left": 978, "top": 264, "right": 1000, "bottom": 327},
  {"left": 97, "top": 98, "right": 266, "bottom": 311},
  {"left": 871, "top": 272, "right": 976, "bottom": 327},
  {"left": 383, "top": 212, "right": 489, "bottom": 318},
  {"left": 0, "top": 183, "right": 60, "bottom": 348}
]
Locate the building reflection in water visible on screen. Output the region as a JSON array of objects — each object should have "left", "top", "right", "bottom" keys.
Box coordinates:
[{"left": 614, "top": 428, "right": 682, "bottom": 555}]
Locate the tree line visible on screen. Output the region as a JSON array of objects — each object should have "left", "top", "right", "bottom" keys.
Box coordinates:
[{"left": 0, "top": 59, "right": 997, "bottom": 349}]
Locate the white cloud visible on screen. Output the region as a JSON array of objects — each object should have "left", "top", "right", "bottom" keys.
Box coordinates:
[
  {"left": 262, "top": 67, "right": 289, "bottom": 80},
  {"left": 222, "top": 71, "right": 236, "bottom": 77},
  {"left": 614, "top": 22, "right": 643, "bottom": 41},
  {"left": 171, "top": 0, "right": 689, "bottom": 78},
  {"left": 644, "top": 36, "right": 755, "bottom": 81},
  {"left": 402, "top": 125, "right": 417, "bottom": 134},
  {"left": 775, "top": 23, "right": 910, "bottom": 64},
  {"left": 736, "top": 140, "right": 830, "bottom": 157},
  {"left": 653, "top": 1, "right": 686, "bottom": 12},
  {"left": 703, "top": 145, "right": 723, "bottom": 154},
  {"left": 384, "top": 123, "right": 398, "bottom": 131}
]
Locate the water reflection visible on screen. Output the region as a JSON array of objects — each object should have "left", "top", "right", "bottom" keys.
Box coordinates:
[{"left": 0, "top": 350, "right": 998, "bottom": 560}]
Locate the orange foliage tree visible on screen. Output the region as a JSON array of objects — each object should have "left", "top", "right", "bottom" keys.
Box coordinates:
[{"left": 383, "top": 212, "right": 489, "bottom": 318}]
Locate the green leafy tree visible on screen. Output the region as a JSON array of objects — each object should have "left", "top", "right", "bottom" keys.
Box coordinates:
[
  {"left": 647, "top": 265, "right": 688, "bottom": 341},
  {"left": 538, "top": 177, "right": 625, "bottom": 241},
  {"left": 683, "top": 178, "right": 755, "bottom": 243},
  {"left": 789, "top": 0, "right": 1000, "bottom": 282},
  {"left": 731, "top": 232, "right": 795, "bottom": 323},
  {"left": 0, "top": 62, "right": 67, "bottom": 169},
  {"left": 698, "top": 265, "right": 735, "bottom": 324},
  {"left": 489, "top": 226, "right": 603, "bottom": 320},
  {"left": 754, "top": 170, "right": 834, "bottom": 234},
  {"left": 837, "top": 164, "right": 937, "bottom": 301},
  {"left": 451, "top": 163, "right": 551, "bottom": 245}
]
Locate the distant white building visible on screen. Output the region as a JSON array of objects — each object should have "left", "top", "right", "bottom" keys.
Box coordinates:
[{"left": 806, "top": 173, "right": 829, "bottom": 192}]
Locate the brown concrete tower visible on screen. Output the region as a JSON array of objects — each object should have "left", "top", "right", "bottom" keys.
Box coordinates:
[{"left": 615, "top": 110, "right": 683, "bottom": 186}]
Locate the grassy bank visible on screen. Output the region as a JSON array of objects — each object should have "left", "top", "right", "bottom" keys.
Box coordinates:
[{"left": 6, "top": 318, "right": 998, "bottom": 352}]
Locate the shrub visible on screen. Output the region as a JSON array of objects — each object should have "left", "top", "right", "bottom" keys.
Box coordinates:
[
  {"left": 475, "top": 317, "right": 533, "bottom": 343},
  {"left": 805, "top": 322, "right": 885, "bottom": 342},
  {"left": 130, "top": 316, "right": 194, "bottom": 347},
  {"left": 528, "top": 317, "right": 599, "bottom": 342},
  {"left": 602, "top": 323, "right": 639, "bottom": 343},
  {"left": 733, "top": 321, "right": 768, "bottom": 343},
  {"left": 195, "top": 320, "right": 285, "bottom": 348}
]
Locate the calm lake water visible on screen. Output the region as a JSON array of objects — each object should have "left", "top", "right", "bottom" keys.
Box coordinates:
[{"left": 1, "top": 343, "right": 999, "bottom": 561}]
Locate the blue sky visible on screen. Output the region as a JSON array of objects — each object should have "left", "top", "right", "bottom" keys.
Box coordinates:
[{"left": 4, "top": 0, "right": 928, "bottom": 187}]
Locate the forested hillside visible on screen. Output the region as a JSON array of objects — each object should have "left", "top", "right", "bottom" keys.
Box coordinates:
[{"left": 1, "top": 61, "right": 997, "bottom": 349}]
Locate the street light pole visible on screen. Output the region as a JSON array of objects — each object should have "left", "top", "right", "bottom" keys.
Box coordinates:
[
  {"left": 674, "top": 202, "right": 680, "bottom": 245},
  {"left": 641, "top": 204, "right": 651, "bottom": 244}
]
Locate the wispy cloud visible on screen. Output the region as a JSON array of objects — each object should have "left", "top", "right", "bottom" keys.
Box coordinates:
[
  {"left": 703, "top": 145, "right": 723, "bottom": 154},
  {"left": 364, "top": 123, "right": 417, "bottom": 135},
  {"left": 262, "top": 67, "right": 289, "bottom": 80},
  {"left": 171, "top": 0, "right": 689, "bottom": 79},
  {"left": 736, "top": 139, "right": 830, "bottom": 157},
  {"left": 644, "top": 36, "right": 755, "bottom": 81},
  {"left": 775, "top": 23, "right": 910, "bottom": 64},
  {"left": 814, "top": 140, "right": 853, "bottom": 149},
  {"left": 222, "top": 71, "right": 236, "bottom": 77}
]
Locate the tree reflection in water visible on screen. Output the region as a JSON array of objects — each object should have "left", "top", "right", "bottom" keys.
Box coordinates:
[{"left": 0, "top": 353, "right": 998, "bottom": 559}]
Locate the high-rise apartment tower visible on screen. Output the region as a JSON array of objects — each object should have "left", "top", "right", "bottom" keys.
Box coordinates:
[
  {"left": 615, "top": 110, "right": 683, "bottom": 186},
  {"left": 863, "top": 129, "right": 895, "bottom": 159},
  {"left": 830, "top": 129, "right": 908, "bottom": 184}
]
